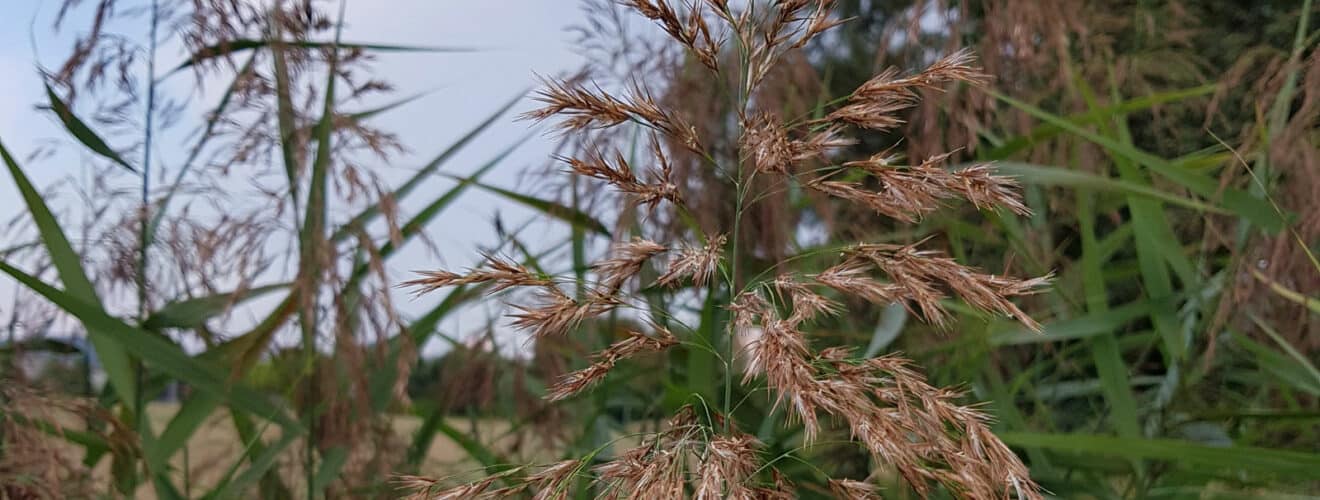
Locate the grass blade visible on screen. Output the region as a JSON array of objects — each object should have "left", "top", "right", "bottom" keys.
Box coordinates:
[
  {"left": 331, "top": 91, "right": 525, "bottom": 242},
  {"left": 1078, "top": 189, "right": 1143, "bottom": 453},
  {"left": 1248, "top": 314, "right": 1320, "bottom": 389},
  {"left": 1, "top": 138, "right": 137, "bottom": 407},
  {"left": 169, "top": 39, "right": 476, "bottom": 75},
  {"left": 989, "top": 90, "right": 1284, "bottom": 233},
  {"left": 992, "top": 162, "right": 1226, "bottom": 213},
  {"left": 437, "top": 173, "right": 612, "bottom": 236},
  {"left": 310, "top": 446, "right": 350, "bottom": 494},
  {"left": 998, "top": 432, "right": 1320, "bottom": 477},
  {"left": 990, "top": 298, "right": 1156, "bottom": 345},
  {"left": 1230, "top": 329, "right": 1320, "bottom": 397},
  {"left": 0, "top": 259, "right": 302, "bottom": 430},
  {"left": 148, "top": 53, "right": 257, "bottom": 246},
  {"left": 149, "top": 392, "right": 221, "bottom": 469},
  {"left": 984, "top": 84, "right": 1216, "bottom": 160},
  {"left": 208, "top": 428, "right": 302, "bottom": 499},
  {"left": 144, "top": 283, "right": 289, "bottom": 330},
  {"left": 270, "top": 30, "right": 302, "bottom": 202},
  {"left": 43, "top": 84, "right": 137, "bottom": 173}
]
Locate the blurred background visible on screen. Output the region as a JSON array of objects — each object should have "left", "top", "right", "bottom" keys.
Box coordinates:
[{"left": 0, "top": 0, "right": 1316, "bottom": 498}]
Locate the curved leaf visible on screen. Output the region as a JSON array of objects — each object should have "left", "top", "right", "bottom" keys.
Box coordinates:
[
  {"left": 44, "top": 84, "right": 136, "bottom": 173},
  {"left": 0, "top": 259, "right": 301, "bottom": 431},
  {"left": 170, "top": 39, "right": 477, "bottom": 75},
  {"left": 332, "top": 90, "right": 526, "bottom": 242},
  {"left": 144, "top": 283, "right": 289, "bottom": 330},
  {"left": 438, "top": 173, "right": 612, "bottom": 237},
  {"left": 999, "top": 432, "right": 1320, "bottom": 477},
  {"left": 1, "top": 138, "right": 136, "bottom": 406},
  {"left": 992, "top": 162, "right": 1226, "bottom": 213}
]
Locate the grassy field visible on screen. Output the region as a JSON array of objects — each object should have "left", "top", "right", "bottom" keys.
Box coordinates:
[{"left": 51, "top": 403, "right": 517, "bottom": 498}]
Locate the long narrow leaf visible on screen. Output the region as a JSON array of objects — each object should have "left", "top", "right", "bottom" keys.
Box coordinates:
[
  {"left": 999, "top": 432, "right": 1320, "bottom": 477},
  {"left": 170, "top": 39, "right": 476, "bottom": 74},
  {"left": 149, "top": 392, "right": 221, "bottom": 468},
  {"left": 990, "top": 299, "right": 1156, "bottom": 345},
  {"left": 984, "top": 84, "right": 1217, "bottom": 160},
  {"left": 437, "top": 173, "right": 611, "bottom": 236},
  {"left": 0, "top": 259, "right": 301, "bottom": 430},
  {"left": 149, "top": 53, "right": 257, "bottom": 245},
  {"left": 208, "top": 428, "right": 302, "bottom": 499},
  {"left": 993, "top": 162, "right": 1225, "bottom": 213},
  {"left": 1078, "top": 189, "right": 1143, "bottom": 446},
  {"left": 332, "top": 91, "right": 525, "bottom": 242},
  {"left": 990, "top": 90, "right": 1284, "bottom": 232},
  {"left": 144, "top": 283, "right": 289, "bottom": 330},
  {"left": 1, "top": 138, "right": 137, "bottom": 406},
  {"left": 43, "top": 84, "right": 137, "bottom": 173}
]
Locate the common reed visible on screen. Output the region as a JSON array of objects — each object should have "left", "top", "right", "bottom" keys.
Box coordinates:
[{"left": 409, "top": 1, "right": 1050, "bottom": 498}]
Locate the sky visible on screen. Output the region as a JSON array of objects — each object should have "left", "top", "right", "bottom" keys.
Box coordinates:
[{"left": 0, "top": 1, "right": 593, "bottom": 356}]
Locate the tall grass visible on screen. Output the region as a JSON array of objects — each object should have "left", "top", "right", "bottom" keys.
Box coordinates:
[
  {"left": 0, "top": 0, "right": 1316, "bottom": 499},
  {"left": 1, "top": 1, "right": 531, "bottom": 497}
]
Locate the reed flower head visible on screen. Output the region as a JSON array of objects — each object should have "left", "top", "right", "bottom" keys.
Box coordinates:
[{"left": 404, "top": 2, "right": 1047, "bottom": 498}]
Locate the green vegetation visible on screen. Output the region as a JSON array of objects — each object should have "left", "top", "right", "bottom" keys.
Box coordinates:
[{"left": 1, "top": 0, "right": 1317, "bottom": 498}]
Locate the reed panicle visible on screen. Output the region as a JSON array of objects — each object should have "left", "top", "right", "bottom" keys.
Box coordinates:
[
  {"left": 546, "top": 328, "right": 677, "bottom": 401},
  {"left": 403, "top": 1, "right": 1048, "bottom": 497}
]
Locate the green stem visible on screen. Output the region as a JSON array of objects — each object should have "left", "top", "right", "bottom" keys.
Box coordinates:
[
  {"left": 722, "top": 9, "right": 755, "bottom": 433},
  {"left": 134, "top": 0, "right": 160, "bottom": 488}
]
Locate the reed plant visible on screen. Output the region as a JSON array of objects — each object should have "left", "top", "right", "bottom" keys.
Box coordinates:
[{"left": 401, "top": 2, "right": 1051, "bottom": 498}]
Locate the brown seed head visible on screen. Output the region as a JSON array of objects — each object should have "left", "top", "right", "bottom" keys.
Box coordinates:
[
  {"left": 509, "top": 287, "right": 620, "bottom": 338},
  {"left": 545, "top": 328, "right": 678, "bottom": 401},
  {"left": 593, "top": 238, "right": 669, "bottom": 291},
  {"left": 655, "top": 233, "right": 727, "bottom": 287},
  {"left": 401, "top": 253, "right": 549, "bottom": 296},
  {"left": 829, "top": 479, "right": 881, "bottom": 500}
]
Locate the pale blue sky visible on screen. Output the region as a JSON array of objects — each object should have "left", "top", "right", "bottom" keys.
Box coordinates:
[{"left": 0, "top": 1, "right": 592, "bottom": 356}]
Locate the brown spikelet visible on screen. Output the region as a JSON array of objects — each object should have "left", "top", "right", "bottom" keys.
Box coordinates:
[
  {"left": 826, "top": 49, "right": 989, "bottom": 131},
  {"left": 829, "top": 479, "right": 882, "bottom": 500},
  {"left": 791, "top": 0, "right": 847, "bottom": 49},
  {"left": 524, "top": 77, "right": 703, "bottom": 153},
  {"left": 741, "top": 112, "right": 795, "bottom": 175},
  {"left": 563, "top": 152, "right": 683, "bottom": 210},
  {"left": 594, "top": 443, "right": 686, "bottom": 499},
  {"left": 624, "top": 0, "right": 721, "bottom": 71},
  {"left": 807, "top": 177, "right": 933, "bottom": 223},
  {"left": 394, "top": 474, "right": 501, "bottom": 500},
  {"left": 526, "top": 459, "right": 583, "bottom": 500},
  {"left": 694, "top": 433, "right": 761, "bottom": 499},
  {"left": 792, "top": 125, "right": 857, "bottom": 161},
  {"left": 810, "top": 150, "right": 1029, "bottom": 222},
  {"left": 742, "top": 302, "right": 1043, "bottom": 498},
  {"left": 946, "top": 163, "right": 1031, "bottom": 216},
  {"left": 545, "top": 328, "right": 678, "bottom": 401},
  {"left": 593, "top": 238, "right": 669, "bottom": 291},
  {"left": 741, "top": 114, "right": 856, "bottom": 176},
  {"left": 393, "top": 466, "right": 533, "bottom": 500},
  {"left": 509, "top": 287, "right": 620, "bottom": 338},
  {"left": 850, "top": 242, "right": 1050, "bottom": 331},
  {"left": 655, "top": 233, "right": 727, "bottom": 287},
  {"left": 401, "top": 253, "right": 550, "bottom": 296},
  {"left": 813, "top": 260, "right": 902, "bottom": 305},
  {"left": 773, "top": 274, "right": 842, "bottom": 324},
  {"left": 813, "top": 242, "right": 1051, "bottom": 331}
]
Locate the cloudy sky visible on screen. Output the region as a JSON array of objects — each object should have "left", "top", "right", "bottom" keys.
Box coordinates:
[{"left": 0, "top": 1, "right": 593, "bottom": 355}]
